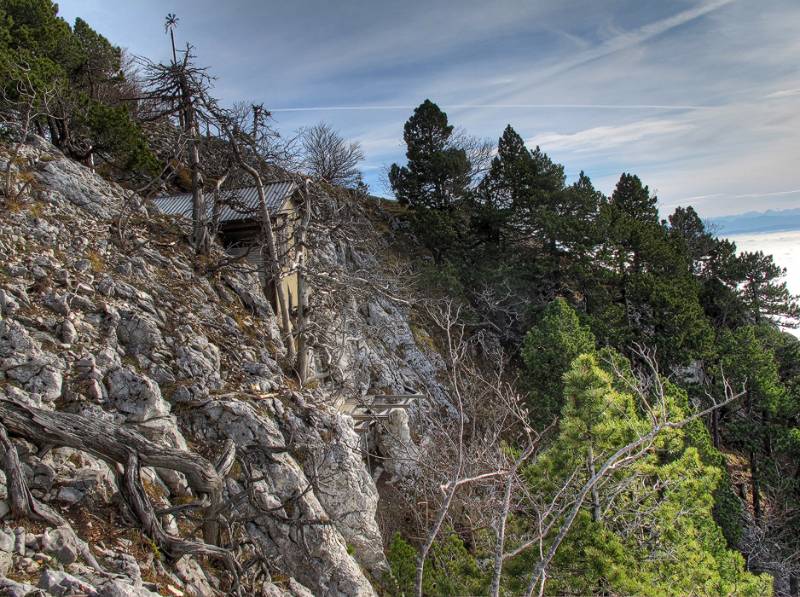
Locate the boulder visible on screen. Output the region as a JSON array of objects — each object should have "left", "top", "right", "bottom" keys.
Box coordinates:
[
  {"left": 0, "top": 319, "right": 64, "bottom": 401},
  {"left": 61, "top": 318, "right": 78, "bottom": 344},
  {"left": 42, "top": 526, "right": 80, "bottom": 565},
  {"left": 117, "top": 311, "right": 163, "bottom": 357},
  {"left": 105, "top": 367, "right": 170, "bottom": 422},
  {"left": 39, "top": 569, "right": 98, "bottom": 596}
]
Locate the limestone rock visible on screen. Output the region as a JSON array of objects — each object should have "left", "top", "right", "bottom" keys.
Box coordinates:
[
  {"left": 39, "top": 569, "right": 98, "bottom": 596},
  {"left": 0, "top": 319, "right": 64, "bottom": 401},
  {"left": 41, "top": 526, "right": 79, "bottom": 565},
  {"left": 117, "top": 311, "right": 163, "bottom": 357},
  {"left": 0, "top": 577, "right": 37, "bottom": 597},
  {"left": 105, "top": 366, "right": 170, "bottom": 422},
  {"left": 0, "top": 549, "right": 11, "bottom": 576},
  {"left": 183, "top": 400, "right": 377, "bottom": 596},
  {"left": 174, "top": 328, "right": 221, "bottom": 390},
  {"left": 61, "top": 318, "right": 78, "bottom": 344},
  {"left": 376, "top": 409, "right": 420, "bottom": 482},
  {"left": 278, "top": 402, "right": 389, "bottom": 579},
  {"left": 175, "top": 555, "right": 216, "bottom": 597},
  {"left": 44, "top": 291, "right": 71, "bottom": 316}
]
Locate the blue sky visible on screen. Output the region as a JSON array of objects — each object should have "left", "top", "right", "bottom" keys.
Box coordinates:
[{"left": 58, "top": 0, "right": 800, "bottom": 220}]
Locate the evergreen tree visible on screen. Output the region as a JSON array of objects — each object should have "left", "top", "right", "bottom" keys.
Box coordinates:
[
  {"left": 609, "top": 172, "right": 658, "bottom": 224},
  {"left": 736, "top": 250, "right": 799, "bottom": 325},
  {"left": 668, "top": 205, "right": 716, "bottom": 275},
  {"left": 0, "top": 0, "right": 157, "bottom": 174},
  {"left": 521, "top": 298, "right": 596, "bottom": 426},
  {"left": 389, "top": 100, "right": 471, "bottom": 263},
  {"left": 389, "top": 99, "right": 470, "bottom": 210},
  {"left": 717, "top": 325, "right": 784, "bottom": 523},
  {"left": 526, "top": 354, "right": 772, "bottom": 596},
  {"left": 698, "top": 238, "right": 750, "bottom": 328}
]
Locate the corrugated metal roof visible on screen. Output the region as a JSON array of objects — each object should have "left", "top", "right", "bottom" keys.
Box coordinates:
[{"left": 152, "top": 182, "right": 297, "bottom": 223}]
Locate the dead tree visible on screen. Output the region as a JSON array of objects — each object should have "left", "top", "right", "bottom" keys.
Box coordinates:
[
  {"left": 0, "top": 399, "right": 244, "bottom": 587},
  {"left": 397, "top": 300, "right": 542, "bottom": 597},
  {"left": 139, "top": 47, "right": 215, "bottom": 256},
  {"left": 294, "top": 178, "right": 313, "bottom": 382},
  {"left": 211, "top": 103, "right": 297, "bottom": 361},
  {"left": 0, "top": 64, "right": 57, "bottom": 200},
  {"left": 300, "top": 122, "right": 364, "bottom": 187}
]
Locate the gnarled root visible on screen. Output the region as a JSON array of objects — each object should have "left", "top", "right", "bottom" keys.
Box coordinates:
[
  {"left": 0, "top": 422, "right": 106, "bottom": 574},
  {"left": 119, "top": 450, "right": 242, "bottom": 595}
]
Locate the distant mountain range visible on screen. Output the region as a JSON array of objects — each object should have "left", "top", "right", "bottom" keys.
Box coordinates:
[{"left": 708, "top": 208, "right": 800, "bottom": 236}]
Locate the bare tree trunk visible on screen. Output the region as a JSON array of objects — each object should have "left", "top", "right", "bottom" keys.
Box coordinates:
[
  {"left": 490, "top": 441, "right": 537, "bottom": 597},
  {"left": 490, "top": 473, "right": 514, "bottom": 597},
  {"left": 254, "top": 174, "right": 295, "bottom": 362},
  {"left": 0, "top": 423, "right": 107, "bottom": 572},
  {"left": 0, "top": 423, "right": 62, "bottom": 525},
  {"left": 750, "top": 449, "right": 761, "bottom": 524},
  {"left": 415, "top": 472, "right": 461, "bottom": 597},
  {"left": 295, "top": 180, "right": 313, "bottom": 383},
  {"left": 166, "top": 53, "right": 208, "bottom": 256},
  {"left": 211, "top": 170, "right": 230, "bottom": 237},
  {"left": 588, "top": 444, "right": 601, "bottom": 522},
  {"left": 711, "top": 407, "right": 720, "bottom": 448},
  {"left": 221, "top": 128, "right": 296, "bottom": 362},
  {"left": 415, "top": 304, "right": 467, "bottom": 597},
  {"left": 181, "top": 75, "right": 208, "bottom": 256},
  {"left": 119, "top": 450, "right": 241, "bottom": 594}
]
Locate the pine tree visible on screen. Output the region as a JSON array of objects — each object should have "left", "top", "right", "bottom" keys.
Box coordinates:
[
  {"left": 521, "top": 298, "right": 596, "bottom": 426},
  {"left": 736, "top": 251, "right": 799, "bottom": 325},
  {"left": 717, "top": 326, "right": 784, "bottom": 523},
  {"left": 529, "top": 354, "right": 772, "bottom": 596},
  {"left": 609, "top": 173, "right": 658, "bottom": 224},
  {"left": 668, "top": 205, "right": 716, "bottom": 275},
  {"left": 389, "top": 99, "right": 470, "bottom": 210}
]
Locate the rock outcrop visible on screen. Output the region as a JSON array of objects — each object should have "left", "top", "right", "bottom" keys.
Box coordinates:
[{"left": 0, "top": 139, "right": 422, "bottom": 595}]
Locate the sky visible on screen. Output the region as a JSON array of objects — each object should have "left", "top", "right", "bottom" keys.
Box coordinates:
[{"left": 57, "top": 0, "right": 800, "bottom": 222}]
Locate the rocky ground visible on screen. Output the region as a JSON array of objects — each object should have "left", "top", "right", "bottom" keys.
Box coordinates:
[{"left": 0, "top": 138, "right": 447, "bottom": 596}]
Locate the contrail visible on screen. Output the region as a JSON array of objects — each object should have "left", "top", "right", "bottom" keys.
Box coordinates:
[
  {"left": 473, "top": 0, "right": 736, "bottom": 107},
  {"left": 270, "top": 103, "right": 714, "bottom": 113}
]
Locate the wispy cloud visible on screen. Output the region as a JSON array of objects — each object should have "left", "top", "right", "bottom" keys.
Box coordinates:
[
  {"left": 271, "top": 103, "right": 715, "bottom": 113},
  {"left": 543, "top": 0, "right": 735, "bottom": 78},
  {"left": 764, "top": 88, "right": 800, "bottom": 99},
  {"left": 673, "top": 188, "right": 800, "bottom": 205},
  {"left": 528, "top": 120, "right": 693, "bottom": 153}
]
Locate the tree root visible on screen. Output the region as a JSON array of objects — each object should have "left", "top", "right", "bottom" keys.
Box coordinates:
[
  {"left": 0, "top": 400, "right": 243, "bottom": 590},
  {"left": 0, "top": 423, "right": 106, "bottom": 574},
  {"left": 119, "top": 450, "right": 242, "bottom": 595},
  {"left": 0, "top": 399, "right": 222, "bottom": 496}
]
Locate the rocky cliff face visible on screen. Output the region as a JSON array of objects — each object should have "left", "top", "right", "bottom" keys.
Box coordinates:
[{"left": 0, "top": 138, "right": 439, "bottom": 596}]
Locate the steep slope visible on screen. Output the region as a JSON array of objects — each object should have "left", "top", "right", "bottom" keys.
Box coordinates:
[{"left": 0, "top": 138, "right": 440, "bottom": 596}]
